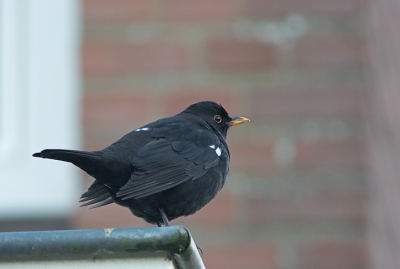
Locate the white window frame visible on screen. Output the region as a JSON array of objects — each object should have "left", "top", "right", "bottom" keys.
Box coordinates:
[{"left": 0, "top": 0, "right": 81, "bottom": 218}]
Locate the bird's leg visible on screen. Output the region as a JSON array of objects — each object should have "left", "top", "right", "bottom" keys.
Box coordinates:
[
  {"left": 158, "top": 207, "right": 171, "bottom": 226},
  {"left": 158, "top": 207, "right": 203, "bottom": 255}
]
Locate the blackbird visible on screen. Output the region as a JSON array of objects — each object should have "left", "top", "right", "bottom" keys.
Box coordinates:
[{"left": 33, "top": 101, "right": 249, "bottom": 227}]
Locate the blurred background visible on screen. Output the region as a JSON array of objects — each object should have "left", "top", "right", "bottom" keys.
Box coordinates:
[{"left": 1, "top": 0, "right": 399, "bottom": 268}]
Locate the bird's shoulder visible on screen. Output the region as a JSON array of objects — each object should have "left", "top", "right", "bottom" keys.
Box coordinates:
[
  {"left": 132, "top": 119, "right": 227, "bottom": 170},
  {"left": 132, "top": 114, "right": 222, "bottom": 145},
  {"left": 102, "top": 114, "right": 226, "bottom": 160}
]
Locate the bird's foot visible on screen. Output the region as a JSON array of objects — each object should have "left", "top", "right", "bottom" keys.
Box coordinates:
[
  {"left": 158, "top": 208, "right": 202, "bottom": 254},
  {"left": 196, "top": 244, "right": 203, "bottom": 255}
]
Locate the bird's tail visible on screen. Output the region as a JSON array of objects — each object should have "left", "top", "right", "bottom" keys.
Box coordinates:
[
  {"left": 34, "top": 149, "right": 115, "bottom": 209},
  {"left": 33, "top": 149, "right": 102, "bottom": 174}
]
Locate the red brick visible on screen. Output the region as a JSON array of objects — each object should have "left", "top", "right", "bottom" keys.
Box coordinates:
[
  {"left": 297, "top": 241, "right": 366, "bottom": 269},
  {"left": 172, "top": 192, "right": 237, "bottom": 227},
  {"left": 83, "top": 91, "right": 148, "bottom": 128},
  {"left": 296, "top": 37, "right": 366, "bottom": 68},
  {"left": 164, "top": 0, "right": 241, "bottom": 21},
  {"left": 295, "top": 140, "right": 365, "bottom": 170},
  {"left": 208, "top": 40, "right": 278, "bottom": 71},
  {"left": 249, "top": 191, "right": 366, "bottom": 225},
  {"left": 164, "top": 90, "right": 237, "bottom": 116},
  {"left": 252, "top": 89, "right": 367, "bottom": 120},
  {"left": 71, "top": 203, "right": 149, "bottom": 229},
  {"left": 203, "top": 244, "right": 277, "bottom": 269},
  {"left": 83, "top": 0, "right": 150, "bottom": 23},
  {"left": 83, "top": 43, "right": 191, "bottom": 76},
  {"left": 229, "top": 139, "right": 275, "bottom": 174},
  {"left": 248, "top": 0, "right": 362, "bottom": 17}
]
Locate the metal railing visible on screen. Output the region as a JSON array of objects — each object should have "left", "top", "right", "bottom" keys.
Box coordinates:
[{"left": 0, "top": 226, "right": 205, "bottom": 269}]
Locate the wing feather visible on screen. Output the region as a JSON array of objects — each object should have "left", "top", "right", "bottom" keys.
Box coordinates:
[{"left": 116, "top": 138, "right": 220, "bottom": 200}]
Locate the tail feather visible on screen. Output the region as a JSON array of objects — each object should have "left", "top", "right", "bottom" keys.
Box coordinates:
[
  {"left": 34, "top": 149, "right": 116, "bottom": 209},
  {"left": 80, "top": 193, "right": 110, "bottom": 207},
  {"left": 79, "top": 187, "right": 108, "bottom": 202},
  {"left": 89, "top": 197, "right": 114, "bottom": 209},
  {"left": 33, "top": 149, "right": 102, "bottom": 175},
  {"left": 33, "top": 149, "right": 101, "bottom": 163},
  {"left": 79, "top": 181, "right": 109, "bottom": 202},
  {"left": 80, "top": 180, "right": 115, "bottom": 209}
]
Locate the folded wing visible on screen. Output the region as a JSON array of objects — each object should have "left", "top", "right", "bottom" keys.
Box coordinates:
[{"left": 116, "top": 139, "right": 221, "bottom": 200}]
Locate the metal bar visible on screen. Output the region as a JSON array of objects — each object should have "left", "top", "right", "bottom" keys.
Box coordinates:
[
  {"left": 0, "top": 226, "right": 206, "bottom": 269},
  {"left": 0, "top": 226, "right": 189, "bottom": 258},
  {"left": 174, "top": 233, "right": 206, "bottom": 269}
]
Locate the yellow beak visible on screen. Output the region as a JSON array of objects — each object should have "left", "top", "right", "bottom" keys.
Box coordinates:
[{"left": 228, "top": 116, "right": 250, "bottom": 126}]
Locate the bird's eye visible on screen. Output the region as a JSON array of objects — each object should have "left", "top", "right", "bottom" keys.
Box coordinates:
[{"left": 214, "top": 115, "right": 222, "bottom": 123}]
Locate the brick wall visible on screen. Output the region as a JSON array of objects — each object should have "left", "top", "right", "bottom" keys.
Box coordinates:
[
  {"left": 75, "top": 0, "right": 368, "bottom": 268},
  {"left": 366, "top": 0, "right": 400, "bottom": 268}
]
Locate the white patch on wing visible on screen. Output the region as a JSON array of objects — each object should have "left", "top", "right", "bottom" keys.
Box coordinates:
[
  {"left": 209, "top": 145, "right": 216, "bottom": 149},
  {"left": 135, "top": 128, "right": 149, "bottom": 132},
  {"left": 215, "top": 147, "right": 222, "bottom": 156}
]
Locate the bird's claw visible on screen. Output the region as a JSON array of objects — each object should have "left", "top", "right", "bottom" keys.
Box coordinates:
[{"left": 196, "top": 244, "right": 203, "bottom": 255}]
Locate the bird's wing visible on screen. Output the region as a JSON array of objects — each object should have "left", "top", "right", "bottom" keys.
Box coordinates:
[{"left": 116, "top": 138, "right": 222, "bottom": 200}]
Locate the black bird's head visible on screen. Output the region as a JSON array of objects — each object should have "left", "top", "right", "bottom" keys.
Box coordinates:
[{"left": 182, "top": 101, "right": 249, "bottom": 138}]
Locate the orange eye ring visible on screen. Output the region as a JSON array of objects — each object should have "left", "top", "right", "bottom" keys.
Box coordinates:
[{"left": 214, "top": 115, "right": 222, "bottom": 123}]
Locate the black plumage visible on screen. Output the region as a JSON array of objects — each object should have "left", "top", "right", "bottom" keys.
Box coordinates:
[{"left": 33, "top": 101, "right": 249, "bottom": 226}]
